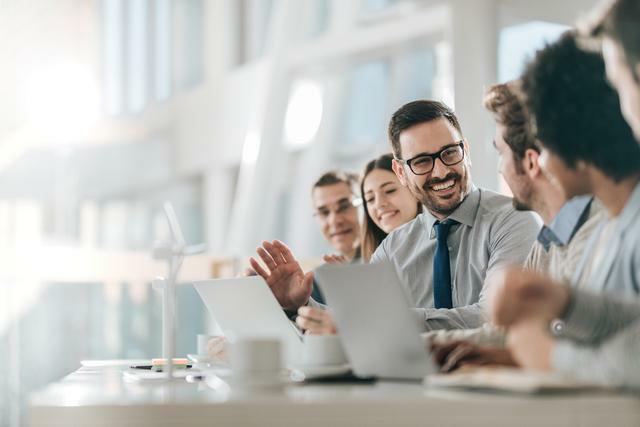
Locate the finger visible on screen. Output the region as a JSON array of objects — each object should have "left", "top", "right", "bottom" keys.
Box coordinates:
[
  {"left": 297, "top": 316, "right": 334, "bottom": 335},
  {"left": 249, "top": 257, "right": 270, "bottom": 279},
  {"left": 296, "top": 315, "right": 321, "bottom": 332},
  {"left": 322, "top": 254, "right": 335, "bottom": 263},
  {"left": 302, "top": 271, "right": 314, "bottom": 296},
  {"left": 442, "top": 345, "right": 474, "bottom": 373},
  {"left": 431, "top": 341, "right": 461, "bottom": 366},
  {"left": 263, "top": 241, "right": 286, "bottom": 265},
  {"left": 298, "top": 306, "right": 325, "bottom": 322},
  {"left": 242, "top": 267, "right": 257, "bottom": 277},
  {"left": 273, "top": 240, "right": 295, "bottom": 264},
  {"left": 257, "top": 247, "right": 278, "bottom": 271}
]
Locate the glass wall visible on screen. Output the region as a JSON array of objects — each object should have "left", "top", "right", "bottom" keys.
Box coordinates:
[{"left": 1, "top": 1, "right": 208, "bottom": 426}]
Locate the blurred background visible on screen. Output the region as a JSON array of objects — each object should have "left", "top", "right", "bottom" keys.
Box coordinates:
[{"left": 0, "top": 0, "right": 598, "bottom": 425}]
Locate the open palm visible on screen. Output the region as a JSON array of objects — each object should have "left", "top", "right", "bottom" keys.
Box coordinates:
[{"left": 250, "top": 240, "right": 314, "bottom": 311}]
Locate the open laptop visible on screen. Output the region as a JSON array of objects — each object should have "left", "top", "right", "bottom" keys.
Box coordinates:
[
  {"left": 193, "top": 276, "right": 304, "bottom": 366},
  {"left": 314, "top": 261, "right": 437, "bottom": 380}
]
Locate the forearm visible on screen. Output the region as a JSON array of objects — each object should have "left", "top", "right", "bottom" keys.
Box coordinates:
[
  {"left": 285, "top": 297, "right": 326, "bottom": 320},
  {"left": 560, "top": 289, "right": 640, "bottom": 343},
  {"left": 553, "top": 319, "right": 640, "bottom": 389},
  {"left": 422, "top": 323, "right": 506, "bottom": 347},
  {"left": 422, "top": 304, "right": 488, "bottom": 331}
]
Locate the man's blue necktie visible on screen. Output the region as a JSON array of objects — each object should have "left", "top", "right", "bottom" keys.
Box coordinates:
[{"left": 433, "top": 220, "right": 456, "bottom": 309}]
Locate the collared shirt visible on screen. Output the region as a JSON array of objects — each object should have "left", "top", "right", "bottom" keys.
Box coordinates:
[
  {"left": 524, "top": 196, "right": 605, "bottom": 283},
  {"left": 552, "top": 182, "right": 640, "bottom": 384},
  {"left": 371, "top": 185, "right": 539, "bottom": 330},
  {"left": 538, "top": 195, "right": 593, "bottom": 251},
  {"left": 434, "top": 196, "right": 602, "bottom": 346},
  {"left": 575, "top": 181, "right": 640, "bottom": 296}
]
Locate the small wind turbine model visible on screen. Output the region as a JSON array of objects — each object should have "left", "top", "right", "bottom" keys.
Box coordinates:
[{"left": 151, "top": 202, "right": 206, "bottom": 380}]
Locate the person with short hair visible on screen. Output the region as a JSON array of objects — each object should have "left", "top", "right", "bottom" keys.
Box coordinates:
[
  {"left": 297, "top": 153, "right": 423, "bottom": 334},
  {"left": 582, "top": 0, "right": 640, "bottom": 140},
  {"left": 310, "top": 170, "right": 362, "bottom": 262},
  {"left": 371, "top": 100, "right": 539, "bottom": 330},
  {"left": 488, "top": 32, "right": 640, "bottom": 387},
  {"left": 430, "top": 81, "right": 604, "bottom": 370},
  {"left": 248, "top": 169, "right": 362, "bottom": 308}
]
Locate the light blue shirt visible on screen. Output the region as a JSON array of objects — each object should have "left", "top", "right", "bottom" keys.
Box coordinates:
[
  {"left": 572, "top": 182, "right": 640, "bottom": 295},
  {"left": 537, "top": 196, "right": 593, "bottom": 251},
  {"left": 553, "top": 181, "right": 640, "bottom": 385}
]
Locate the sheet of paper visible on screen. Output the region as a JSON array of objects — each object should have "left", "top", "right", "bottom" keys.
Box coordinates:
[{"left": 424, "top": 367, "right": 600, "bottom": 393}]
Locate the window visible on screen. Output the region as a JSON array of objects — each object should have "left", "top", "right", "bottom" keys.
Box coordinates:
[
  {"left": 100, "top": 0, "right": 204, "bottom": 115},
  {"left": 174, "top": 0, "right": 204, "bottom": 89},
  {"left": 102, "top": 0, "right": 125, "bottom": 115},
  {"left": 127, "top": 0, "right": 148, "bottom": 113},
  {"left": 338, "top": 60, "right": 390, "bottom": 154},
  {"left": 498, "top": 21, "right": 570, "bottom": 82},
  {"left": 240, "top": 0, "right": 275, "bottom": 63},
  {"left": 154, "top": 0, "right": 172, "bottom": 101},
  {"left": 392, "top": 46, "right": 436, "bottom": 108}
]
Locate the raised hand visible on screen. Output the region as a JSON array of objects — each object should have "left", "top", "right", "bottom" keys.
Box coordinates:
[
  {"left": 249, "top": 240, "right": 314, "bottom": 311},
  {"left": 322, "top": 254, "right": 348, "bottom": 265}
]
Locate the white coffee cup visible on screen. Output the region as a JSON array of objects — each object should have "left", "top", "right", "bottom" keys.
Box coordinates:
[
  {"left": 228, "top": 337, "right": 282, "bottom": 377},
  {"left": 302, "top": 334, "right": 348, "bottom": 366}
]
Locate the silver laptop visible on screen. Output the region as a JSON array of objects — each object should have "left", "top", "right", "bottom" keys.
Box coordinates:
[
  {"left": 193, "top": 276, "right": 304, "bottom": 366},
  {"left": 314, "top": 261, "right": 436, "bottom": 380}
]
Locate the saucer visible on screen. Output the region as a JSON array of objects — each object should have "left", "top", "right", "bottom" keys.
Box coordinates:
[
  {"left": 291, "top": 363, "right": 351, "bottom": 380},
  {"left": 212, "top": 370, "right": 291, "bottom": 393}
]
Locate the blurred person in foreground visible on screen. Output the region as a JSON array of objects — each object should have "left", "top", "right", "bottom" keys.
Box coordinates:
[
  {"left": 487, "top": 33, "right": 640, "bottom": 388},
  {"left": 430, "top": 80, "right": 605, "bottom": 371},
  {"left": 582, "top": 0, "right": 640, "bottom": 141}
]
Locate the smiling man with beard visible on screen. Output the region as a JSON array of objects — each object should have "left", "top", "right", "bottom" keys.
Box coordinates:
[
  {"left": 370, "top": 100, "right": 539, "bottom": 330},
  {"left": 249, "top": 101, "right": 539, "bottom": 331}
]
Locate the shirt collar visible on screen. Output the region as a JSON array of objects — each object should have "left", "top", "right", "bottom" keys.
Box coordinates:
[
  {"left": 422, "top": 184, "right": 480, "bottom": 238},
  {"left": 614, "top": 180, "right": 640, "bottom": 234},
  {"left": 537, "top": 195, "right": 593, "bottom": 251}
]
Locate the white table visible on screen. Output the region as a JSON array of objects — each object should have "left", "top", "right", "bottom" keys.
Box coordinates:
[{"left": 29, "top": 363, "right": 640, "bottom": 427}]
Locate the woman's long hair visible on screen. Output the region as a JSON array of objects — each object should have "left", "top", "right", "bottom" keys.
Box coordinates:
[{"left": 360, "top": 153, "right": 422, "bottom": 262}]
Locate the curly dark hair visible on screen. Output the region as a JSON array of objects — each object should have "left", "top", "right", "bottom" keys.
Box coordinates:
[
  {"left": 388, "top": 100, "right": 463, "bottom": 158},
  {"left": 521, "top": 31, "right": 640, "bottom": 181}
]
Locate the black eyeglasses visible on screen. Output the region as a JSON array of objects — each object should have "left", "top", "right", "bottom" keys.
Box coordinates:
[{"left": 395, "top": 141, "right": 465, "bottom": 175}]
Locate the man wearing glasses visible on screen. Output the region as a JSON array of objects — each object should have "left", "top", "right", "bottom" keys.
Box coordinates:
[
  {"left": 310, "top": 171, "right": 362, "bottom": 264},
  {"left": 250, "top": 170, "right": 362, "bottom": 307},
  {"left": 251, "top": 100, "right": 538, "bottom": 331},
  {"left": 307, "top": 171, "right": 362, "bottom": 304},
  {"left": 365, "top": 100, "right": 539, "bottom": 330}
]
